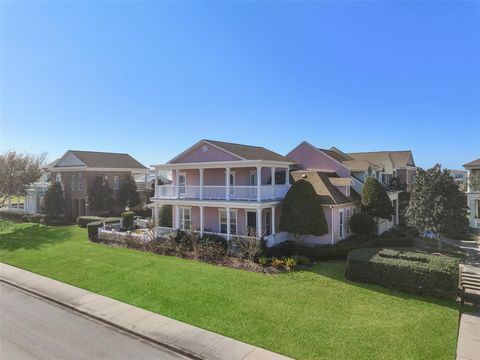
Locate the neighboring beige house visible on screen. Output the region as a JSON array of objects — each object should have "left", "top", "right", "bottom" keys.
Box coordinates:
[
  {"left": 49, "top": 150, "right": 148, "bottom": 219},
  {"left": 463, "top": 158, "right": 480, "bottom": 231},
  {"left": 449, "top": 169, "right": 468, "bottom": 188}
]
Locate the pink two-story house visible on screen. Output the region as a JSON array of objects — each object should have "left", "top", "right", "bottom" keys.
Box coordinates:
[{"left": 150, "top": 140, "right": 294, "bottom": 245}]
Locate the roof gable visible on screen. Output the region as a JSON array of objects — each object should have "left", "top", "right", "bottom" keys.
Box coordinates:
[
  {"left": 52, "top": 150, "right": 147, "bottom": 169},
  {"left": 54, "top": 152, "right": 86, "bottom": 168},
  {"left": 169, "top": 139, "right": 293, "bottom": 164}
]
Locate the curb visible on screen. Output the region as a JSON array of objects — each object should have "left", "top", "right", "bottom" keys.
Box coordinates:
[
  {"left": 0, "top": 278, "right": 202, "bottom": 360},
  {"left": 0, "top": 263, "right": 293, "bottom": 360}
]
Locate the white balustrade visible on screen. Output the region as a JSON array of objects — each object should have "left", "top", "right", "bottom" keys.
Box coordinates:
[{"left": 155, "top": 184, "right": 290, "bottom": 201}]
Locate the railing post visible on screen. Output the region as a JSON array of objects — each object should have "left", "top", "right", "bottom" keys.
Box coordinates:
[{"left": 256, "top": 166, "right": 261, "bottom": 201}]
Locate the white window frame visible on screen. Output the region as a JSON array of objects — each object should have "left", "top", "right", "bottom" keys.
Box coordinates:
[
  {"left": 339, "top": 209, "right": 344, "bottom": 239},
  {"left": 249, "top": 170, "right": 257, "bottom": 186},
  {"left": 229, "top": 171, "right": 236, "bottom": 197},
  {"left": 179, "top": 206, "right": 192, "bottom": 230},
  {"left": 346, "top": 208, "right": 351, "bottom": 235},
  {"left": 179, "top": 172, "right": 187, "bottom": 197},
  {"left": 113, "top": 176, "right": 120, "bottom": 190},
  {"left": 219, "top": 209, "right": 237, "bottom": 235}
]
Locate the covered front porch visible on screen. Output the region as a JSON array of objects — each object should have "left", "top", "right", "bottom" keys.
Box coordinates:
[{"left": 152, "top": 201, "right": 281, "bottom": 245}]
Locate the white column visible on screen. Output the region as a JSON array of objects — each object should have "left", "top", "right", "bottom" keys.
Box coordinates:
[
  {"left": 155, "top": 170, "right": 159, "bottom": 196},
  {"left": 256, "top": 166, "right": 262, "bottom": 201},
  {"left": 271, "top": 206, "right": 276, "bottom": 235},
  {"left": 225, "top": 167, "right": 230, "bottom": 200},
  {"left": 200, "top": 206, "right": 204, "bottom": 237},
  {"left": 175, "top": 205, "right": 180, "bottom": 229},
  {"left": 154, "top": 204, "right": 159, "bottom": 226},
  {"left": 285, "top": 167, "right": 290, "bottom": 186},
  {"left": 271, "top": 167, "right": 275, "bottom": 198},
  {"left": 256, "top": 208, "right": 262, "bottom": 237},
  {"left": 467, "top": 170, "right": 471, "bottom": 193},
  {"left": 199, "top": 168, "right": 204, "bottom": 200},
  {"left": 226, "top": 207, "right": 231, "bottom": 240},
  {"left": 175, "top": 169, "right": 180, "bottom": 198}
]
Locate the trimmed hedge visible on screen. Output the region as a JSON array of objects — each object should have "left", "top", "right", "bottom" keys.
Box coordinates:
[
  {"left": 77, "top": 216, "right": 104, "bottom": 228},
  {"left": 267, "top": 233, "right": 415, "bottom": 261},
  {"left": 87, "top": 217, "right": 121, "bottom": 241},
  {"left": 346, "top": 248, "right": 459, "bottom": 299},
  {"left": 0, "top": 211, "right": 49, "bottom": 225}
]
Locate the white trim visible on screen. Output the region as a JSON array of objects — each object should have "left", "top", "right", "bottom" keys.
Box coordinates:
[
  {"left": 150, "top": 198, "right": 283, "bottom": 209},
  {"left": 50, "top": 167, "right": 148, "bottom": 173},
  {"left": 152, "top": 159, "right": 293, "bottom": 169},
  {"left": 179, "top": 206, "right": 192, "bottom": 230}
]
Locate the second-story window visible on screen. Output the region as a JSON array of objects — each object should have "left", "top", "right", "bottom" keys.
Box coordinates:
[
  {"left": 56, "top": 173, "right": 62, "bottom": 184},
  {"left": 78, "top": 173, "right": 84, "bottom": 190},
  {"left": 71, "top": 174, "right": 77, "bottom": 190},
  {"left": 113, "top": 176, "right": 120, "bottom": 190}
]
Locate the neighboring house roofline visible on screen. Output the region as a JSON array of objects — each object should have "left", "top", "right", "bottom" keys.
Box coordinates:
[
  {"left": 463, "top": 158, "right": 480, "bottom": 169},
  {"left": 49, "top": 150, "right": 148, "bottom": 170},
  {"left": 287, "top": 141, "right": 352, "bottom": 173}
]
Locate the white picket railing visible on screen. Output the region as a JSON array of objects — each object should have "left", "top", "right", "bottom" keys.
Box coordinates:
[{"left": 155, "top": 184, "right": 289, "bottom": 201}]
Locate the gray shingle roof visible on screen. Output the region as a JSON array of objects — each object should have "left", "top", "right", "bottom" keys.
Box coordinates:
[
  {"left": 55, "top": 151, "right": 147, "bottom": 169},
  {"left": 205, "top": 140, "right": 293, "bottom": 162},
  {"left": 291, "top": 170, "right": 360, "bottom": 205},
  {"left": 463, "top": 158, "right": 480, "bottom": 168}
]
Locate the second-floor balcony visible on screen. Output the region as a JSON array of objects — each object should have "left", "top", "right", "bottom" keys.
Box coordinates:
[{"left": 155, "top": 184, "right": 290, "bottom": 202}]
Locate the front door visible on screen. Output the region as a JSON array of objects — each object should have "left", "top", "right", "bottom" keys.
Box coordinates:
[{"left": 246, "top": 211, "right": 256, "bottom": 236}]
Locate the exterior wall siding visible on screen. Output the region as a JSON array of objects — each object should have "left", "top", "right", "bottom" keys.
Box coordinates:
[{"left": 287, "top": 142, "right": 351, "bottom": 177}]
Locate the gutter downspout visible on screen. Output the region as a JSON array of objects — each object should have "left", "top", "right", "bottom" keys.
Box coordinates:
[{"left": 330, "top": 205, "right": 334, "bottom": 245}]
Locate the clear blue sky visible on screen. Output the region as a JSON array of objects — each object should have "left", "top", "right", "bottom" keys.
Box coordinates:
[{"left": 1, "top": 1, "right": 479, "bottom": 169}]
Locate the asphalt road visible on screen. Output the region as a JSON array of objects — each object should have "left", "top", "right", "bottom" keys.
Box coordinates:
[{"left": 0, "top": 282, "right": 189, "bottom": 360}]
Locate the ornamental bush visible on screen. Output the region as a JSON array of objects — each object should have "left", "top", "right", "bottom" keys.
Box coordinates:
[
  {"left": 361, "top": 177, "right": 394, "bottom": 220},
  {"left": 121, "top": 211, "right": 136, "bottom": 230},
  {"left": 346, "top": 248, "right": 459, "bottom": 299},
  {"left": 280, "top": 179, "right": 328, "bottom": 251},
  {"left": 349, "top": 213, "right": 375, "bottom": 239},
  {"left": 77, "top": 216, "right": 104, "bottom": 228}
]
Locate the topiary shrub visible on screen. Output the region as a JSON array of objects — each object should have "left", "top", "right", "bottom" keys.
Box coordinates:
[
  {"left": 349, "top": 213, "right": 376, "bottom": 240},
  {"left": 346, "top": 248, "right": 459, "bottom": 299},
  {"left": 362, "top": 177, "right": 394, "bottom": 220},
  {"left": 121, "top": 211, "right": 136, "bottom": 230},
  {"left": 280, "top": 179, "right": 328, "bottom": 251},
  {"left": 77, "top": 216, "right": 104, "bottom": 228}
]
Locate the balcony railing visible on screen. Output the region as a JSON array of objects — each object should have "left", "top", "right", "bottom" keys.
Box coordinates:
[{"left": 154, "top": 184, "right": 289, "bottom": 201}]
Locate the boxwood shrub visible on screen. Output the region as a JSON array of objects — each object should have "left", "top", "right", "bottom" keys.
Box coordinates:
[
  {"left": 87, "top": 217, "right": 121, "bottom": 242},
  {"left": 346, "top": 248, "right": 459, "bottom": 299},
  {"left": 77, "top": 216, "right": 104, "bottom": 228},
  {"left": 121, "top": 211, "right": 136, "bottom": 230}
]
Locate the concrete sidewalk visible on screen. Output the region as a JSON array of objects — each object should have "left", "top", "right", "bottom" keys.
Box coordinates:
[
  {"left": 441, "top": 237, "right": 480, "bottom": 359},
  {"left": 0, "top": 263, "right": 292, "bottom": 360}
]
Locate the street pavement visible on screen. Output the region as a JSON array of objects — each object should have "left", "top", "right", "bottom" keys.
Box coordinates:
[{"left": 0, "top": 282, "right": 189, "bottom": 360}]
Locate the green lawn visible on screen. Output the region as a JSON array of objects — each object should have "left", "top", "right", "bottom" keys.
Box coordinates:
[{"left": 0, "top": 220, "right": 459, "bottom": 360}]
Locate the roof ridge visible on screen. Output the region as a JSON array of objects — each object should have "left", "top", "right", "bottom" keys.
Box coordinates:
[
  {"left": 204, "top": 139, "right": 269, "bottom": 150},
  {"left": 69, "top": 150, "right": 131, "bottom": 156}
]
